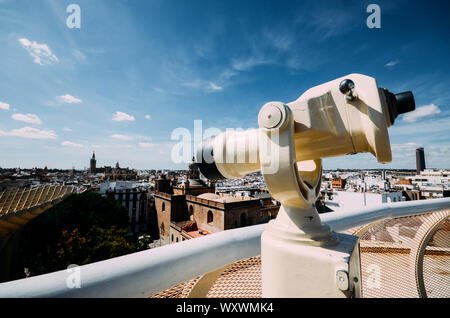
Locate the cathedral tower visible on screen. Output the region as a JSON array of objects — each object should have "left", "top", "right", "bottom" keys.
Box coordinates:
[{"left": 90, "top": 152, "right": 97, "bottom": 174}]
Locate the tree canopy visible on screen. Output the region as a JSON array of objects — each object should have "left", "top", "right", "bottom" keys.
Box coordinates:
[{"left": 16, "top": 191, "right": 136, "bottom": 278}]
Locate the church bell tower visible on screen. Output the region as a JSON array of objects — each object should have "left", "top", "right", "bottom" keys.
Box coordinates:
[{"left": 90, "top": 152, "right": 97, "bottom": 174}]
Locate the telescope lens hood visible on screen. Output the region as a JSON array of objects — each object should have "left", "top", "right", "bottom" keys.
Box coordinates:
[
  {"left": 196, "top": 138, "right": 226, "bottom": 181},
  {"left": 395, "top": 91, "right": 415, "bottom": 115},
  {"left": 383, "top": 89, "right": 415, "bottom": 124}
]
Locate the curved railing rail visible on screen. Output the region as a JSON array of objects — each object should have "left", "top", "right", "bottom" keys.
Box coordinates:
[
  {"left": 0, "top": 198, "right": 449, "bottom": 298},
  {"left": 322, "top": 197, "right": 450, "bottom": 232},
  {"left": 0, "top": 222, "right": 264, "bottom": 298}
]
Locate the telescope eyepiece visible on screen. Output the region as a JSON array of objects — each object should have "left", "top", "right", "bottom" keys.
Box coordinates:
[
  {"left": 394, "top": 91, "right": 415, "bottom": 115},
  {"left": 383, "top": 89, "right": 415, "bottom": 125}
]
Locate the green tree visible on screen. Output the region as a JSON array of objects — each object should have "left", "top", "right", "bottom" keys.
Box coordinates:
[
  {"left": 16, "top": 191, "right": 136, "bottom": 278},
  {"left": 86, "top": 226, "right": 135, "bottom": 262},
  {"left": 137, "top": 234, "right": 152, "bottom": 251}
]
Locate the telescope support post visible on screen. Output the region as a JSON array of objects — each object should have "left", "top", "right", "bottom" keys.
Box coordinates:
[{"left": 258, "top": 102, "right": 361, "bottom": 297}]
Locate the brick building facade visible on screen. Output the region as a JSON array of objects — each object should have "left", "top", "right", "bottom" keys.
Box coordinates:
[{"left": 152, "top": 159, "right": 279, "bottom": 244}]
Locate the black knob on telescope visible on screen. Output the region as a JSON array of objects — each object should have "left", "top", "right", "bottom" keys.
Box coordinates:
[
  {"left": 339, "top": 79, "right": 355, "bottom": 96},
  {"left": 195, "top": 138, "right": 226, "bottom": 181}
]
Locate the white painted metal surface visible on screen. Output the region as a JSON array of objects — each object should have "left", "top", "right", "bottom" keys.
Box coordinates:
[{"left": 321, "top": 197, "right": 450, "bottom": 232}]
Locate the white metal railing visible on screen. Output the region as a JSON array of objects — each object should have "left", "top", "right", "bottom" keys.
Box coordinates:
[
  {"left": 321, "top": 197, "right": 450, "bottom": 232},
  {"left": 0, "top": 222, "right": 264, "bottom": 298},
  {"left": 0, "top": 198, "right": 449, "bottom": 298}
]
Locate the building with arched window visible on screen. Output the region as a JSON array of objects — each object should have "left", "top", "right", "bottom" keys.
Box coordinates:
[
  {"left": 155, "top": 188, "right": 279, "bottom": 243},
  {"left": 207, "top": 210, "right": 214, "bottom": 224},
  {"left": 153, "top": 159, "right": 279, "bottom": 244}
]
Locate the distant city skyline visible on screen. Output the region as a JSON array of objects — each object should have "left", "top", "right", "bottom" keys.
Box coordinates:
[{"left": 1, "top": 0, "right": 449, "bottom": 170}]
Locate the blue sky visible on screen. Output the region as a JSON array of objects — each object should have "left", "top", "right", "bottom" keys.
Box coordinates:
[{"left": 0, "top": 0, "right": 449, "bottom": 170}]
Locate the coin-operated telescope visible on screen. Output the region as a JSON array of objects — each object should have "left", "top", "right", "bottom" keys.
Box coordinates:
[{"left": 196, "top": 74, "right": 415, "bottom": 297}]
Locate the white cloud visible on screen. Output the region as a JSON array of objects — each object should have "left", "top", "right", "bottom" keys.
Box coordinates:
[
  {"left": 111, "top": 134, "right": 133, "bottom": 141},
  {"left": 112, "top": 111, "right": 135, "bottom": 122},
  {"left": 231, "top": 56, "right": 272, "bottom": 71},
  {"left": 0, "top": 101, "right": 10, "bottom": 110},
  {"left": 59, "top": 94, "right": 82, "bottom": 104},
  {"left": 182, "top": 80, "right": 224, "bottom": 92},
  {"left": 182, "top": 80, "right": 203, "bottom": 89},
  {"left": 72, "top": 49, "right": 87, "bottom": 63},
  {"left": 391, "top": 142, "right": 420, "bottom": 156},
  {"left": 390, "top": 115, "right": 450, "bottom": 139},
  {"left": 139, "top": 136, "right": 152, "bottom": 141},
  {"left": 62, "top": 141, "right": 83, "bottom": 148},
  {"left": 138, "top": 142, "right": 155, "bottom": 148},
  {"left": 11, "top": 113, "right": 42, "bottom": 125},
  {"left": 62, "top": 127, "right": 72, "bottom": 131},
  {"left": 385, "top": 59, "right": 400, "bottom": 67},
  {"left": 0, "top": 126, "right": 57, "bottom": 139},
  {"left": 209, "top": 82, "right": 223, "bottom": 91},
  {"left": 145, "top": 115, "right": 151, "bottom": 120},
  {"left": 18, "top": 38, "right": 58, "bottom": 65},
  {"left": 390, "top": 142, "right": 450, "bottom": 168},
  {"left": 219, "top": 69, "right": 237, "bottom": 81},
  {"left": 263, "top": 29, "right": 294, "bottom": 51},
  {"left": 402, "top": 104, "right": 441, "bottom": 123}
]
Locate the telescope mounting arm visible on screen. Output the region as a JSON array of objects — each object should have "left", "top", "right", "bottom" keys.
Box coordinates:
[{"left": 258, "top": 102, "right": 332, "bottom": 237}]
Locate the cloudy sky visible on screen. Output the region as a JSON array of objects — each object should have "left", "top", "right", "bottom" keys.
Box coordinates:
[{"left": 0, "top": 0, "right": 449, "bottom": 170}]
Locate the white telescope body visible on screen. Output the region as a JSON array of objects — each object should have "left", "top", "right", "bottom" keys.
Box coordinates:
[
  {"left": 196, "top": 73, "right": 415, "bottom": 298},
  {"left": 197, "top": 73, "right": 414, "bottom": 180}
]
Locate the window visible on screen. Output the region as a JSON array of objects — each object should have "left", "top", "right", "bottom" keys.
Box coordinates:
[
  {"left": 240, "top": 213, "right": 247, "bottom": 226},
  {"left": 160, "top": 223, "right": 165, "bottom": 235},
  {"left": 176, "top": 237, "right": 179, "bottom": 242},
  {"left": 207, "top": 210, "right": 213, "bottom": 224},
  {"left": 171, "top": 234, "right": 174, "bottom": 242},
  {"left": 189, "top": 205, "right": 194, "bottom": 220},
  {"left": 162, "top": 202, "right": 165, "bottom": 211}
]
